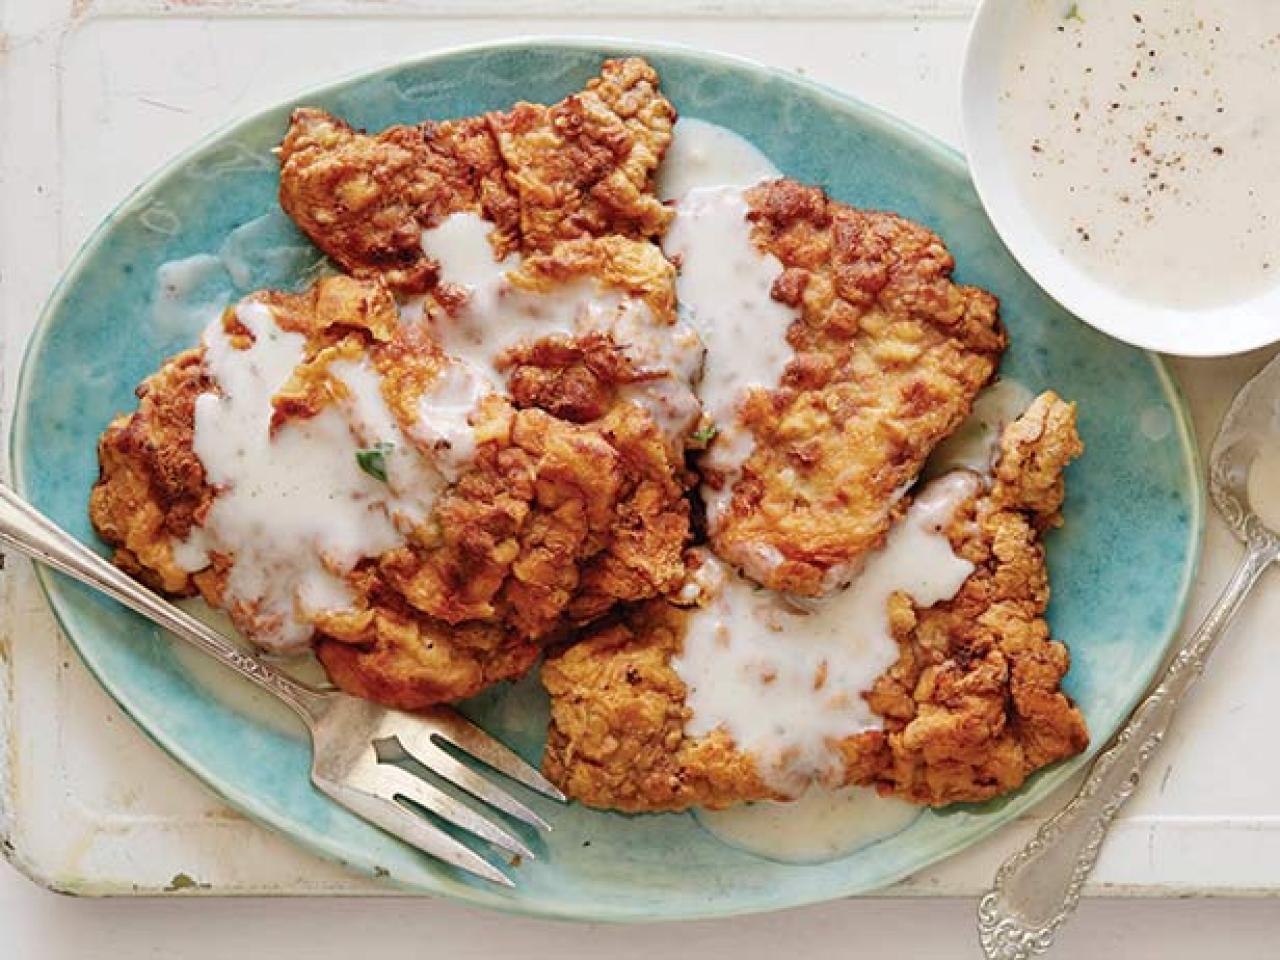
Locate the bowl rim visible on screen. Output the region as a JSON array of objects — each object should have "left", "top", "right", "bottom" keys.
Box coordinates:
[
  {"left": 960, "top": 0, "right": 1280, "bottom": 359},
  {"left": 10, "top": 34, "right": 1207, "bottom": 920}
]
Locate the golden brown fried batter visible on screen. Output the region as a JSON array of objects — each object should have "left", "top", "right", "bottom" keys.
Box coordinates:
[
  {"left": 492, "top": 235, "right": 701, "bottom": 448},
  {"left": 98, "top": 56, "right": 1086, "bottom": 823},
  {"left": 278, "top": 110, "right": 515, "bottom": 295},
  {"left": 489, "top": 56, "right": 675, "bottom": 252},
  {"left": 541, "top": 393, "right": 1088, "bottom": 811},
  {"left": 90, "top": 350, "right": 212, "bottom": 596},
  {"left": 542, "top": 596, "right": 774, "bottom": 812},
  {"left": 91, "top": 267, "right": 693, "bottom": 710},
  {"left": 853, "top": 392, "right": 1088, "bottom": 804},
  {"left": 278, "top": 58, "right": 674, "bottom": 295},
  {"left": 703, "top": 180, "right": 1006, "bottom": 597}
]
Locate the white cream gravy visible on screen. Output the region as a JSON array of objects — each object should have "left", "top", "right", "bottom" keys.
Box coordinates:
[
  {"left": 672, "top": 472, "right": 980, "bottom": 796},
  {"left": 658, "top": 117, "right": 780, "bottom": 201},
  {"left": 660, "top": 120, "right": 790, "bottom": 554},
  {"left": 657, "top": 121, "right": 986, "bottom": 855},
  {"left": 926, "top": 378, "right": 1036, "bottom": 477},
  {"left": 998, "top": 0, "right": 1280, "bottom": 309},
  {"left": 663, "top": 186, "right": 796, "bottom": 535},
  {"left": 176, "top": 203, "right": 706, "bottom": 652},
  {"left": 181, "top": 301, "right": 444, "bottom": 653},
  {"left": 696, "top": 786, "right": 920, "bottom": 863},
  {"left": 329, "top": 357, "right": 446, "bottom": 531},
  {"left": 418, "top": 212, "right": 703, "bottom": 443},
  {"left": 407, "top": 361, "right": 487, "bottom": 481}
]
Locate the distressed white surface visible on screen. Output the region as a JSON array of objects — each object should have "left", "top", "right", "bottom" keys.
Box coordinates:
[{"left": 1, "top": 0, "right": 1279, "bottom": 927}]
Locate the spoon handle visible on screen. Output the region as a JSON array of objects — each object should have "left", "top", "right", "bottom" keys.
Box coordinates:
[{"left": 977, "top": 535, "right": 1276, "bottom": 960}]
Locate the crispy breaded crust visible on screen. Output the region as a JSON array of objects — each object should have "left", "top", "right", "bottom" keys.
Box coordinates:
[
  {"left": 855, "top": 392, "right": 1088, "bottom": 804},
  {"left": 278, "top": 58, "right": 674, "bottom": 295},
  {"left": 499, "top": 236, "right": 680, "bottom": 424},
  {"left": 89, "top": 349, "right": 212, "bottom": 596},
  {"left": 278, "top": 111, "right": 516, "bottom": 294},
  {"left": 490, "top": 57, "right": 675, "bottom": 251},
  {"left": 315, "top": 595, "right": 539, "bottom": 711},
  {"left": 541, "top": 393, "right": 1087, "bottom": 810},
  {"left": 542, "top": 599, "right": 773, "bottom": 812},
  {"left": 91, "top": 270, "right": 692, "bottom": 709},
  {"left": 705, "top": 180, "right": 1006, "bottom": 596},
  {"left": 100, "top": 55, "right": 1087, "bottom": 807}
]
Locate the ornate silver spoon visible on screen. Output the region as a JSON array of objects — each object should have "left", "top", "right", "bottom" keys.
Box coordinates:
[{"left": 977, "top": 353, "right": 1280, "bottom": 958}]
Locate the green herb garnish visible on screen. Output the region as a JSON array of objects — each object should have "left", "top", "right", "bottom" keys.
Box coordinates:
[
  {"left": 1064, "top": 2, "right": 1084, "bottom": 22},
  {"left": 356, "top": 441, "right": 394, "bottom": 483},
  {"left": 690, "top": 424, "right": 719, "bottom": 445}
]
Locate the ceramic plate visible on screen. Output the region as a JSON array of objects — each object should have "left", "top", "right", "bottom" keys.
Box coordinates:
[{"left": 11, "top": 39, "right": 1202, "bottom": 921}]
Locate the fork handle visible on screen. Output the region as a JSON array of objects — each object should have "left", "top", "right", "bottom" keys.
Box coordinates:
[
  {"left": 0, "top": 484, "right": 328, "bottom": 724},
  {"left": 977, "top": 532, "right": 1277, "bottom": 960}
]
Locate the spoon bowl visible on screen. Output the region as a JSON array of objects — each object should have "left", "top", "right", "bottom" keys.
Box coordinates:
[
  {"left": 1209, "top": 355, "right": 1280, "bottom": 547},
  {"left": 978, "top": 351, "right": 1280, "bottom": 959}
]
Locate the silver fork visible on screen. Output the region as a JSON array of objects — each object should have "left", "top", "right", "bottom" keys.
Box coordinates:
[{"left": 0, "top": 484, "right": 565, "bottom": 887}]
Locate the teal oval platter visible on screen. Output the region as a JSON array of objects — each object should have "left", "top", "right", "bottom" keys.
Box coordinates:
[{"left": 11, "top": 39, "right": 1202, "bottom": 920}]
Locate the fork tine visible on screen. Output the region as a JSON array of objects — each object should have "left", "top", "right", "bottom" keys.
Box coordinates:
[
  {"left": 316, "top": 778, "right": 513, "bottom": 887},
  {"left": 396, "top": 735, "right": 551, "bottom": 831},
  {"left": 425, "top": 710, "right": 568, "bottom": 802},
  {"left": 376, "top": 762, "right": 535, "bottom": 861}
]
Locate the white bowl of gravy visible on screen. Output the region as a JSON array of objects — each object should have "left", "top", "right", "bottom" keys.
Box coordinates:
[{"left": 962, "top": 0, "right": 1280, "bottom": 357}]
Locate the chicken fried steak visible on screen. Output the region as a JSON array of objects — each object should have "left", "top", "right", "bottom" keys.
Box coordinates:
[
  {"left": 92, "top": 244, "right": 697, "bottom": 709},
  {"left": 541, "top": 393, "right": 1088, "bottom": 811},
  {"left": 666, "top": 179, "right": 1006, "bottom": 597},
  {"left": 277, "top": 58, "right": 675, "bottom": 296}
]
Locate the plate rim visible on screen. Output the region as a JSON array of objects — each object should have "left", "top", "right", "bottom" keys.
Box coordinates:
[{"left": 9, "top": 35, "right": 1206, "bottom": 920}]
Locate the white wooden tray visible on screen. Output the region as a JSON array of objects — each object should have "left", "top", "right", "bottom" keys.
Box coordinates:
[{"left": 2, "top": 0, "right": 1279, "bottom": 897}]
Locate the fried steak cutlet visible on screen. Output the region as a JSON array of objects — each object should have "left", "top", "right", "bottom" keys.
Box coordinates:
[
  {"left": 541, "top": 393, "right": 1088, "bottom": 812},
  {"left": 674, "top": 179, "right": 1006, "bottom": 597},
  {"left": 93, "top": 58, "right": 696, "bottom": 710},
  {"left": 277, "top": 57, "right": 675, "bottom": 296},
  {"left": 94, "top": 54, "right": 1086, "bottom": 821},
  {"left": 92, "top": 253, "right": 694, "bottom": 708}
]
